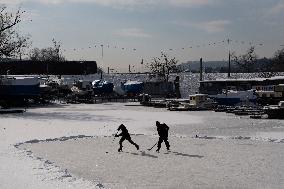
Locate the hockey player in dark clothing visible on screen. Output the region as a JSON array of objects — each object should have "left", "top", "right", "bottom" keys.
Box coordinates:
[
  {"left": 115, "top": 124, "right": 139, "bottom": 152},
  {"left": 156, "top": 121, "right": 170, "bottom": 152}
]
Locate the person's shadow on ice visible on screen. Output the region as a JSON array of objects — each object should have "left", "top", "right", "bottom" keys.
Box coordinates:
[{"left": 165, "top": 151, "right": 204, "bottom": 158}]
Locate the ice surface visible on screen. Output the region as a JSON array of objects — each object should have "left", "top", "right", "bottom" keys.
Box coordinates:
[
  {"left": 19, "top": 135, "right": 284, "bottom": 189},
  {"left": 1, "top": 102, "right": 284, "bottom": 188}
]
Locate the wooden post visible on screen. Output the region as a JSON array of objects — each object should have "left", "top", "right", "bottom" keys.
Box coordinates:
[
  {"left": 227, "top": 38, "right": 231, "bottom": 78},
  {"left": 200, "top": 58, "right": 203, "bottom": 81},
  {"left": 228, "top": 51, "right": 231, "bottom": 78}
]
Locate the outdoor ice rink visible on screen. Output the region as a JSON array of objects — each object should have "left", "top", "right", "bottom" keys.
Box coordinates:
[{"left": 1, "top": 102, "right": 284, "bottom": 188}]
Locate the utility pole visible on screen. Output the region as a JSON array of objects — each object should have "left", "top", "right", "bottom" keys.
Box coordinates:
[
  {"left": 228, "top": 50, "right": 231, "bottom": 78},
  {"left": 199, "top": 58, "right": 203, "bottom": 81},
  {"left": 101, "top": 44, "right": 104, "bottom": 59},
  {"left": 140, "top": 58, "right": 144, "bottom": 73},
  {"left": 227, "top": 38, "right": 231, "bottom": 78},
  {"left": 100, "top": 44, "right": 103, "bottom": 79}
]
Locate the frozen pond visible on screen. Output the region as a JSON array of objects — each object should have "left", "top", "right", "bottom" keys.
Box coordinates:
[
  {"left": 171, "top": 111, "right": 284, "bottom": 142},
  {"left": 1, "top": 102, "right": 283, "bottom": 188}
]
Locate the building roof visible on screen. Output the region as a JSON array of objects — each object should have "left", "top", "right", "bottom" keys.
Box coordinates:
[{"left": 200, "top": 76, "right": 284, "bottom": 83}]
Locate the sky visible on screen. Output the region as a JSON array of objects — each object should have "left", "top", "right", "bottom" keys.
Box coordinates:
[{"left": 2, "top": 0, "right": 284, "bottom": 72}]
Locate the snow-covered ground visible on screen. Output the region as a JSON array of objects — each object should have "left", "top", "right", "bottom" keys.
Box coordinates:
[{"left": 1, "top": 102, "right": 284, "bottom": 188}]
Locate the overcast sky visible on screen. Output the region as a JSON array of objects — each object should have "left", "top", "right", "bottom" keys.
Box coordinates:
[{"left": 3, "top": 0, "right": 284, "bottom": 72}]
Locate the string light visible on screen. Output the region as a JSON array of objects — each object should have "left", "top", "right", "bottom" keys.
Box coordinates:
[{"left": 63, "top": 38, "right": 269, "bottom": 55}]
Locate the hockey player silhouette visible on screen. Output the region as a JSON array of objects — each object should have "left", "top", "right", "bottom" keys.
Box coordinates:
[
  {"left": 115, "top": 124, "right": 139, "bottom": 152},
  {"left": 155, "top": 121, "right": 170, "bottom": 152}
]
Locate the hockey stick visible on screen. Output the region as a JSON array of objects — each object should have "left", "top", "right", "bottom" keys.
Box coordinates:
[
  {"left": 147, "top": 142, "right": 157, "bottom": 151},
  {"left": 112, "top": 131, "right": 118, "bottom": 142}
]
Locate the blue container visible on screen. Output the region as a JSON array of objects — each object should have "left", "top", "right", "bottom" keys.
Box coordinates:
[
  {"left": 123, "top": 81, "right": 144, "bottom": 95},
  {"left": 93, "top": 80, "right": 114, "bottom": 94}
]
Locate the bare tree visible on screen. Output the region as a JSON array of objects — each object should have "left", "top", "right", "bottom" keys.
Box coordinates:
[
  {"left": 147, "top": 52, "right": 179, "bottom": 81},
  {"left": 0, "top": 5, "right": 29, "bottom": 59},
  {"left": 232, "top": 46, "right": 257, "bottom": 73},
  {"left": 29, "top": 39, "right": 65, "bottom": 61},
  {"left": 254, "top": 48, "right": 284, "bottom": 77},
  {"left": 257, "top": 57, "right": 278, "bottom": 78},
  {"left": 0, "top": 6, "right": 21, "bottom": 32},
  {"left": 272, "top": 48, "right": 284, "bottom": 72}
]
